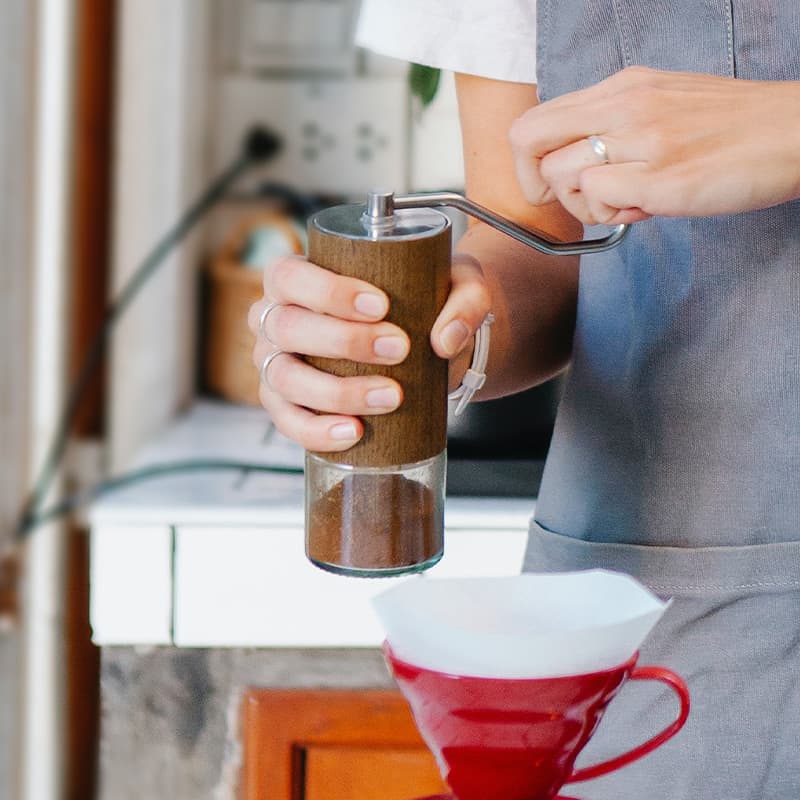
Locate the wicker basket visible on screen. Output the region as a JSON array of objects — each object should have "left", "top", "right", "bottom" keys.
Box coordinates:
[{"left": 205, "top": 210, "right": 305, "bottom": 406}]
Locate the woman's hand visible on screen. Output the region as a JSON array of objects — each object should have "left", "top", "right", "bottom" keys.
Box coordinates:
[
  {"left": 248, "top": 253, "right": 490, "bottom": 452},
  {"left": 509, "top": 66, "right": 800, "bottom": 225}
]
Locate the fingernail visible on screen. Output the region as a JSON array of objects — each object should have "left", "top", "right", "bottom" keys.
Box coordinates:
[
  {"left": 354, "top": 292, "right": 387, "bottom": 318},
  {"left": 440, "top": 320, "right": 470, "bottom": 357},
  {"left": 366, "top": 386, "right": 400, "bottom": 409},
  {"left": 329, "top": 422, "right": 358, "bottom": 441},
  {"left": 374, "top": 335, "right": 408, "bottom": 360}
]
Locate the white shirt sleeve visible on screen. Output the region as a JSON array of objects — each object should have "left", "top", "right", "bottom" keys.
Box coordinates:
[{"left": 354, "top": 0, "right": 538, "bottom": 85}]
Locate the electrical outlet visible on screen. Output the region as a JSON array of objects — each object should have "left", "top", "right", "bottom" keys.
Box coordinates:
[{"left": 215, "top": 76, "right": 410, "bottom": 198}]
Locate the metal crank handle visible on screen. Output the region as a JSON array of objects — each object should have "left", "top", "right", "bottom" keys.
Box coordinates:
[{"left": 389, "top": 191, "right": 629, "bottom": 256}]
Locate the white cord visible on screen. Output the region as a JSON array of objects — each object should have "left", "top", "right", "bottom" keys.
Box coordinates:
[{"left": 448, "top": 312, "right": 495, "bottom": 416}]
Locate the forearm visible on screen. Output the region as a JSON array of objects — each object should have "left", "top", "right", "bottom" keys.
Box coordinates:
[
  {"left": 450, "top": 217, "right": 580, "bottom": 399},
  {"left": 449, "top": 72, "right": 583, "bottom": 399}
]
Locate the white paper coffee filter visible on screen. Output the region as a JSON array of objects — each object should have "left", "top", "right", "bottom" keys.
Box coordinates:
[{"left": 372, "top": 570, "right": 668, "bottom": 678}]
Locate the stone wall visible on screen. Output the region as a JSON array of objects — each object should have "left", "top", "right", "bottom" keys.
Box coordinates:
[{"left": 98, "top": 647, "right": 393, "bottom": 799}]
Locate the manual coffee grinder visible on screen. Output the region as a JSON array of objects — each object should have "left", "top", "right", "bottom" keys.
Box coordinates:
[{"left": 304, "top": 190, "right": 627, "bottom": 577}]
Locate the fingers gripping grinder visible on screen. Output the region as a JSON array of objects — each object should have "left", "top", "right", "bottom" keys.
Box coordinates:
[{"left": 305, "top": 190, "right": 627, "bottom": 577}]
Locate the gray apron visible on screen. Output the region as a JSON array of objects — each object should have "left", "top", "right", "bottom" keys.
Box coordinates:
[{"left": 522, "top": 2, "right": 800, "bottom": 798}]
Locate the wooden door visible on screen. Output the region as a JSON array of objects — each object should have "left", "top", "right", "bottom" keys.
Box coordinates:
[{"left": 242, "top": 689, "right": 448, "bottom": 800}]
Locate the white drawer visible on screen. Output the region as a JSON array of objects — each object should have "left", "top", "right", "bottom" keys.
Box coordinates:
[{"left": 171, "top": 525, "right": 529, "bottom": 648}]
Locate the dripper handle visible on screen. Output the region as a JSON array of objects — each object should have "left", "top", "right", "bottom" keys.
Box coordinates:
[
  {"left": 566, "top": 665, "right": 691, "bottom": 784},
  {"left": 391, "top": 191, "right": 629, "bottom": 256}
]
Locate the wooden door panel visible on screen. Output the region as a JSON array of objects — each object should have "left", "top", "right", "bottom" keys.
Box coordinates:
[
  {"left": 242, "top": 689, "right": 448, "bottom": 800},
  {"left": 304, "top": 744, "right": 446, "bottom": 800}
]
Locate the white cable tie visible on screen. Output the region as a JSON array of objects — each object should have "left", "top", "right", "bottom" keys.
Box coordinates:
[
  {"left": 452, "top": 370, "right": 486, "bottom": 416},
  {"left": 448, "top": 312, "right": 494, "bottom": 417}
]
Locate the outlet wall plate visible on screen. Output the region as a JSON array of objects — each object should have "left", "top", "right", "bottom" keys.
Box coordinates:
[{"left": 215, "top": 75, "right": 410, "bottom": 198}]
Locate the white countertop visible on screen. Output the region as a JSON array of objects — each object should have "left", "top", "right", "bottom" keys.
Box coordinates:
[{"left": 89, "top": 400, "right": 537, "bottom": 648}]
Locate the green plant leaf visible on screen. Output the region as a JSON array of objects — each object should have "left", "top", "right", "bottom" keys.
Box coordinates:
[{"left": 408, "top": 63, "right": 441, "bottom": 108}]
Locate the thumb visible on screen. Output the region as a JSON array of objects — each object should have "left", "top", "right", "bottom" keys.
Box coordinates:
[{"left": 430, "top": 253, "right": 492, "bottom": 360}]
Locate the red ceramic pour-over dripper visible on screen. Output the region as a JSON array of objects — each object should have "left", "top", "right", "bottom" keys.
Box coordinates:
[{"left": 385, "top": 643, "right": 689, "bottom": 800}]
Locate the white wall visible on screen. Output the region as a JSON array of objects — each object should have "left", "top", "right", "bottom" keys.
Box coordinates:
[{"left": 109, "top": 0, "right": 215, "bottom": 470}]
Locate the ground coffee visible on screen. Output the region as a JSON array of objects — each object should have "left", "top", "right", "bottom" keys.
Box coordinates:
[{"left": 306, "top": 472, "right": 442, "bottom": 574}]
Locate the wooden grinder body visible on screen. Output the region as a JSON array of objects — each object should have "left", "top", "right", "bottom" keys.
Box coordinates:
[{"left": 307, "top": 210, "right": 452, "bottom": 467}]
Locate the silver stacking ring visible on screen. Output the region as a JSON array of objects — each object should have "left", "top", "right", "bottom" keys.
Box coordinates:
[
  {"left": 259, "top": 348, "right": 291, "bottom": 392},
  {"left": 258, "top": 301, "right": 283, "bottom": 348},
  {"left": 587, "top": 134, "right": 610, "bottom": 164}
]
